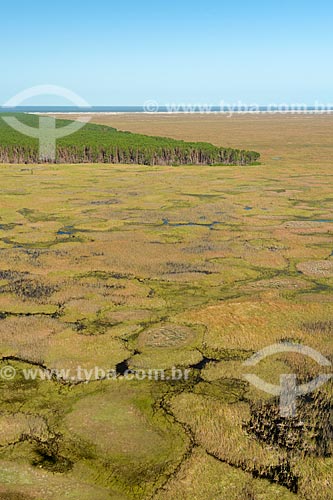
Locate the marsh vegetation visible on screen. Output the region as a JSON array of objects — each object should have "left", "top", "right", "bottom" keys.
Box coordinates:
[{"left": 0, "top": 115, "right": 332, "bottom": 498}]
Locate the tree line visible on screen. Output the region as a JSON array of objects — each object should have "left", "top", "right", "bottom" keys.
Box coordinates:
[{"left": 0, "top": 114, "right": 260, "bottom": 166}]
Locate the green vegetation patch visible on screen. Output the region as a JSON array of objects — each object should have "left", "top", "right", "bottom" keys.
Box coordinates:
[{"left": 0, "top": 113, "right": 260, "bottom": 166}]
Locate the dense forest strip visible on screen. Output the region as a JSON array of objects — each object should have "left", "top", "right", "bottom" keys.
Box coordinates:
[{"left": 0, "top": 113, "right": 260, "bottom": 165}]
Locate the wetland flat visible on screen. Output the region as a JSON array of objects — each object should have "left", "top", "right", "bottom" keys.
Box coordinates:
[{"left": 0, "top": 115, "right": 332, "bottom": 499}]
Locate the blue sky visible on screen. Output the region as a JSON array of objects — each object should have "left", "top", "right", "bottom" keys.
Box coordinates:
[{"left": 1, "top": 0, "right": 333, "bottom": 105}]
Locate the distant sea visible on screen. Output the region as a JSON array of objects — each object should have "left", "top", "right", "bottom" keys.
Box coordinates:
[{"left": 1, "top": 106, "right": 333, "bottom": 114}]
